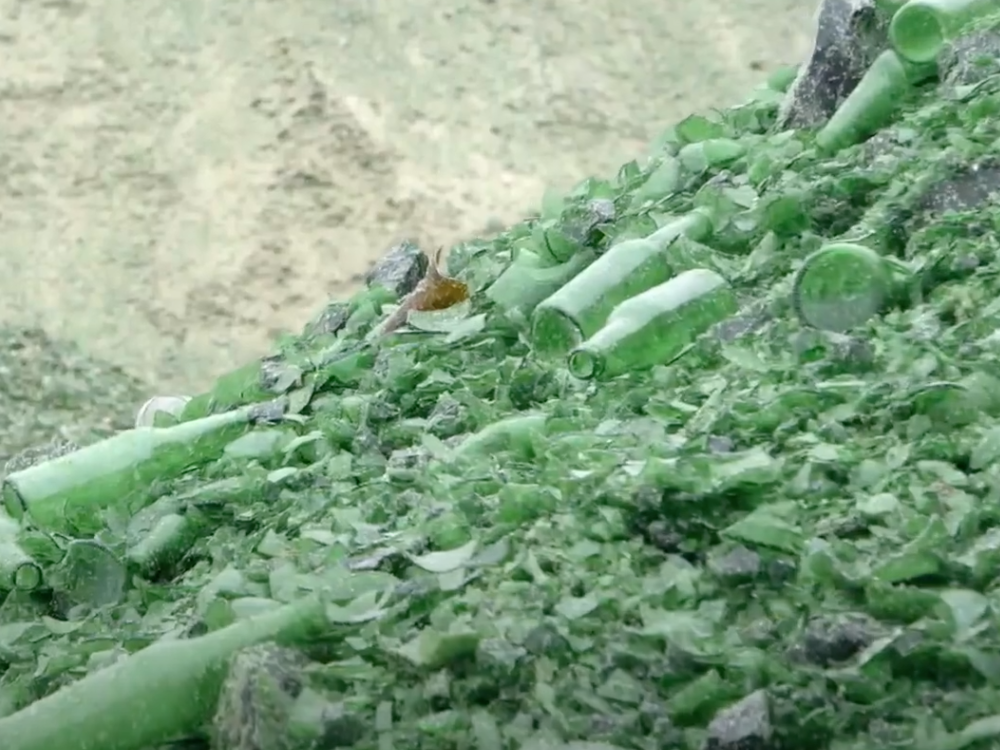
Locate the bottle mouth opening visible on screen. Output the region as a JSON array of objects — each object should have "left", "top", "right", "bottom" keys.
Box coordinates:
[
  {"left": 568, "top": 349, "right": 602, "bottom": 380},
  {"left": 135, "top": 395, "right": 192, "bottom": 428},
  {"left": 890, "top": 4, "right": 945, "bottom": 64},
  {"left": 11, "top": 560, "right": 42, "bottom": 591}
]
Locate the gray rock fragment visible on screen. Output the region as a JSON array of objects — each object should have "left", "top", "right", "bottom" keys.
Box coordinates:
[
  {"left": 793, "top": 330, "right": 876, "bottom": 369},
  {"left": 365, "top": 239, "right": 428, "bottom": 298},
  {"left": 365, "top": 397, "right": 400, "bottom": 425},
  {"left": 561, "top": 198, "right": 617, "bottom": 245},
  {"left": 709, "top": 545, "right": 762, "bottom": 582},
  {"left": 917, "top": 160, "right": 1000, "bottom": 216},
  {"left": 765, "top": 558, "right": 799, "bottom": 584},
  {"left": 427, "top": 393, "right": 469, "bottom": 439},
  {"left": 778, "top": 0, "right": 889, "bottom": 130},
  {"left": 799, "top": 613, "right": 879, "bottom": 665},
  {"left": 706, "top": 435, "right": 736, "bottom": 454},
  {"left": 386, "top": 446, "right": 430, "bottom": 477},
  {"left": 645, "top": 520, "right": 684, "bottom": 553},
  {"left": 940, "top": 29, "right": 1000, "bottom": 86},
  {"left": 315, "top": 701, "right": 368, "bottom": 748},
  {"left": 588, "top": 197, "right": 616, "bottom": 223},
  {"left": 212, "top": 645, "right": 306, "bottom": 750},
  {"left": 304, "top": 300, "right": 351, "bottom": 337},
  {"left": 259, "top": 356, "right": 304, "bottom": 394},
  {"left": 523, "top": 623, "right": 569, "bottom": 655},
  {"left": 705, "top": 690, "right": 773, "bottom": 750},
  {"left": 859, "top": 129, "right": 909, "bottom": 163},
  {"left": 352, "top": 426, "right": 383, "bottom": 458},
  {"left": 247, "top": 398, "right": 288, "bottom": 425},
  {"left": 827, "top": 332, "right": 876, "bottom": 367},
  {"left": 711, "top": 304, "right": 770, "bottom": 343}
]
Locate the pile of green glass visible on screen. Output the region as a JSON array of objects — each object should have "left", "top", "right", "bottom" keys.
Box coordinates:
[{"left": 4, "top": 1, "right": 1000, "bottom": 750}]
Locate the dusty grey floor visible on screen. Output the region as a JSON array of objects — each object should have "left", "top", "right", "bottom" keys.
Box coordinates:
[{"left": 0, "top": 0, "right": 814, "bottom": 392}]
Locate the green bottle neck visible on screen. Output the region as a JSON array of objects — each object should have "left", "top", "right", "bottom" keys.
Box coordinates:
[
  {"left": 143, "top": 406, "right": 253, "bottom": 447},
  {"left": 567, "top": 318, "right": 632, "bottom": 380},
  {"left": 646, "top": 208, "right": 713, "bottom": 250}
]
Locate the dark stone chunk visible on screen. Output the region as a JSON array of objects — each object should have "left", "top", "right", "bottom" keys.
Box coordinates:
[
  {"left": 248, "top": 398, "right": 288, "bottom": 425},
  {"left": 799, "top": 613, "right": 879, "bottom": 666},
  {"left": 352, "top": 427, "right": 382, "bottom": 456},
  {"left": 709, "top": 545, "right": 762, "bottom": 582},
  {"left": 645, "top": 520, "right": 684, "bottom": 553},
  {"left": 707, "top": 435, "right": 736, "bottom": 454},
  {"left": 259, "top": 356, "right": 304, "bottom": 394},
  {"left": 346, "top": 546, "right": 398, "bottom": 571},
  {"left": 561, "top": 198, "right": 618, "bottom": 245},
  {"left": 523, "top": 623, "right": 569, "bottom": 655},
  {"left": 304, "top": 301, "right": 351, "bottom": 337},
  {"left": 827, "top": 333, "right": 876, "bottom": 367},
  {"left": 917, "top": 161, "right": 1000, "bottom": 216},
  {"left": 371, "top": 348, "right": 395, "bottom": 380},
  {"left": 705, "top": 690, "right": 773, "bottom": 750},
  {"left": 941, "top": 30, "right": 1000, "bottom": 86},
  {"left": 711, "top": 305, "right": 770, "bottom": 343},
  {"left": 778, "top": 0, "right": 888, "bottom": 130},
  {"left": 427, "top": 393, "right": 469, "bottom": 439},
  {"left": 386, "top": 447, "right": 430, "bottom": 475},
  {"left": 765, "top": 558, "right": 798, "bottom": 584},
  {"left": 587, "top": 197, "right": 616, "bottom": 223},
  {"left": 212, "top": 645, "right": 307, "bottom": 750},
  {"left": 318, "top": 701, "right": 368, "bottom": 748},
  {"left": 793, "top": 330, "right": 876, "bottom": 370},
  {"left": 365, "top": 397, "right": 400, "bottom": 425},
  {"left": 366, "top": 240, "right": 428, "bottom": 298}
]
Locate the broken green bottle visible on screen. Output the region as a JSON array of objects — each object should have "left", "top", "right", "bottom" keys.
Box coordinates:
[
  {"left": 567, "top": 268, "right": 738, "bottom": 381},
  {"left": 2, "top": 402, "right": 278, "bottom": 535},
  {"left": 531, "top": 207, "right": 718, "bottom": 355},
  {"left": 792, "top": 242, "right": 915, "bottom": 332}
]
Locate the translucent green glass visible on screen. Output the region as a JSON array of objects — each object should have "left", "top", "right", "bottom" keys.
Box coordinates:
[
  {"left": 792, "top": 243, "right": 914, "bottom": 332},
  {"left": 531, "top": 208, "right": 715, "bottom": 354},
  {"left": 3, "top": 406, "right": 258, "bottom": 534},
  {"left": 568, "top": 268, "right": 738, "bottom": 381}
]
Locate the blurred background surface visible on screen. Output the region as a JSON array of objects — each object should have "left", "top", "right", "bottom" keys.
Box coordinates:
[{"left": 0, "top": 0, "right": 814, "bottom": 396}]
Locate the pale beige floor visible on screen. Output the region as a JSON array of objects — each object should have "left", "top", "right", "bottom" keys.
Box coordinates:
[{"left": 0, "top": 0, "right": 814, "bottom": 392}]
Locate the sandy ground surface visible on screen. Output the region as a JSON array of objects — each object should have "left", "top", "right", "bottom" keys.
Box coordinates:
[{"left": 0, "top": 0, "right": 815, "bottom": 394}]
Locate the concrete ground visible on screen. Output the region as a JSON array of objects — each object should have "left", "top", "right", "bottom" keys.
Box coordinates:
[{"left": 0, "top": 0, "right": 815, "bottom": 393}]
